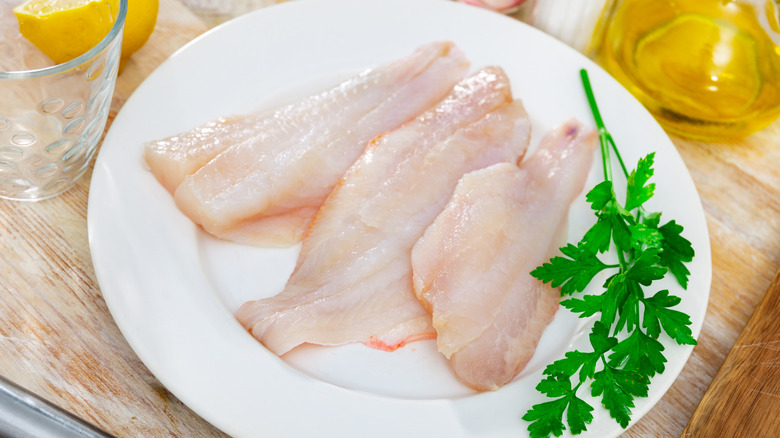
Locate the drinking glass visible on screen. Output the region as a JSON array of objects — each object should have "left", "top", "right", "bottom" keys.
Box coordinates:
[{"left": 0, "top": 0, "right": 127, "bottom": 201}]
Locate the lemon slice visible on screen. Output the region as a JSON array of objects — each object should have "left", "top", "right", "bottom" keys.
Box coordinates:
[
  {"left": 14, "top": 0, "right": 158, "bottom": 65},
  {"left": 14, "top": 0, "right": 118, "bottom": 65}
]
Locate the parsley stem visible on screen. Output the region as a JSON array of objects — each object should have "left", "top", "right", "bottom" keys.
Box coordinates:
[
  {"left": 580, "top": 68, "right": 633, "bottom": 271},
  {"left": 607, "top": 131, "right": 629, "bottom": 179},
  {"left": 579, "top": 69, "right": 629, "bottom": 180},
  {"left": 579, "top": 69, "right": 611, "bottom": 182},
  {"left": 616, "top": 248, "right": 628, "bottom": 270}
]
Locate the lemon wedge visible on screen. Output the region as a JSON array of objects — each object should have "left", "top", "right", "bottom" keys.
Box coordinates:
[
  {"left": 14, "top": 0, "right": 117, "bottom": 65},
  {"left": 13, "top": 0, "right": 158, "bottom": 65},
  {"left": 121, "top": 0, "right": 158, "bottom": 62}
]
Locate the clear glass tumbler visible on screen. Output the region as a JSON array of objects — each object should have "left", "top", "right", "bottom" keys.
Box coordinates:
[{"left": 0, "top": 0, "right": 127, "bottom": 201}]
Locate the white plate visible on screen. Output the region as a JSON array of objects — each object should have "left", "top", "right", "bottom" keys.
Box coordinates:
[{"left": 88, "top": 0, "right": 712, "bottom": 436}]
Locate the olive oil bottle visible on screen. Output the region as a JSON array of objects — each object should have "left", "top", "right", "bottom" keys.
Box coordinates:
[{"left": 595, "top": 0, "right": 780, "bottom": 141}]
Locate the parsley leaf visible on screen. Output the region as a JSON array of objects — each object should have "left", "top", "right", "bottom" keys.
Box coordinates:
[
  {"left": 625, "top": 152, "right": 656, "bottom": 211},
  {"left": 609, "top": 329, "right": 667, "bottom": 378},
  {"left": 585, "top": 180, "right": 614, "bottom": 211},
  {"left": 523, "top": 397, "right": 568, "bottom": 438},
  {"left": 560, "top": 294, "right": 604, "bottom": 319},
  {"left": 625, "top": 247, "right": 667, "bottom": 286},
  {"left": 630, "top": 221, "right": 663, "bottom": 249},
  {"left": 658, "top": 220, "right": 695, "bottom": 288},
  {"left": 537, "top": 373, "right": 575, "bottom": 397},
  {"left": 589, "top": 321, "right": 618, "bottom": 356},
  {"left": 543, "top": 350, "right": 597, "bottom": 382},
  {"left": 531, "top": 244, "right": 610, "bottom": 296},
  {"left": 642, "top": 211, "right": 662, "bottom": 229},
  {"left": 580, "top": 181, "right": 637, "bottom": 253},
  {"left": 611, "top": 367, "right": 650, "bottom": 398},
  {"left": 525, "top": 359, "right": 599, "bottom": 438},
  {"left": 642, "top": 290, "right": 697, "bottom": 345},
  {"left": 591, "top": 366, "right": 635, "bottom": 428},
  {"left": 566, "top": 395, "right": 595, "bottom": 435}
]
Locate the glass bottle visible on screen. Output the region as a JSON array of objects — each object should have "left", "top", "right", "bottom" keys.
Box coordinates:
[{"left": 594, "top": 0, "right": 780, "bottom": 141}]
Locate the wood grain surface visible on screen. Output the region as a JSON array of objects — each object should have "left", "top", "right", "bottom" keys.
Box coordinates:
[
  {"left": 682, "top": 269, "right": 780, "bottom": 437},
  {"left": 0, "top": 1, "right": 226, "bottom": 437},
  {"left": 0, "top": 0, "right": 778, "bottom": 437}
]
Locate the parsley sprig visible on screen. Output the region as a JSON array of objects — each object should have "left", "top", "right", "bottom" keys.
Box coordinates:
[{"left": 522, "top": 69, "right": 696, "bottom": 437}]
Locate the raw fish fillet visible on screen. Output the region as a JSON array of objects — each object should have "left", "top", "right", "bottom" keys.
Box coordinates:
[
  {"left": 411, "top": 119, "right": 597, "bottom": 391},
  {"left": 145, "top": 41, "right": 467, "bottom": 194},
  {"left": 236, "top": 67, "right": 532, "bottom": 355},
  {"left": 157, "top": 41, "right": 470, "bottom": 246}
]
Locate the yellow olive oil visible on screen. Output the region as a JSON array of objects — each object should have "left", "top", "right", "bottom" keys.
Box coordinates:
[{"left": 595, "top": 0, "right": 780, "bottom": 141}]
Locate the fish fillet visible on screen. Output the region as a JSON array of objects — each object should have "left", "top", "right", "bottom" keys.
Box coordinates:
[
  {"left": 236, "top": 67, "right": 532, "bottom": 355},
  {"left": 163, "top": 41, "right": 470, "bottom": 246},
  {"left": 411, "top": 119, "right": 597, "bottom": 391}
]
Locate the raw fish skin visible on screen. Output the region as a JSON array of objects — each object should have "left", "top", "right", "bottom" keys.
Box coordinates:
[
  {"left": 411, "top": 119, "right": 597, "bottom": 391},
  {"left": 169, "top": 41, "right": 470, "bottom": 246},
  {"left": 236, "top": 67, "right": 532, "bottom": 355}
]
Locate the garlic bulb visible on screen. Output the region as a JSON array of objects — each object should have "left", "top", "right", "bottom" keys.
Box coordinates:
[
  {"left": 526, "top": 0, "right": 613, "bottom": 54},
  {"left": 457, "top": 0, "right": 527, "bottom": 13}
]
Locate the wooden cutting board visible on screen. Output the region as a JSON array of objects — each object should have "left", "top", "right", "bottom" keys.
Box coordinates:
[{"left": 682, "top": 269, "right": 780, "bottom": 437}]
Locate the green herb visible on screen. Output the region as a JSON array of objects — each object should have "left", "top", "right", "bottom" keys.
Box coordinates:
[{"left": 522, "top": 69, "right": 696, "bottom": 437}]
